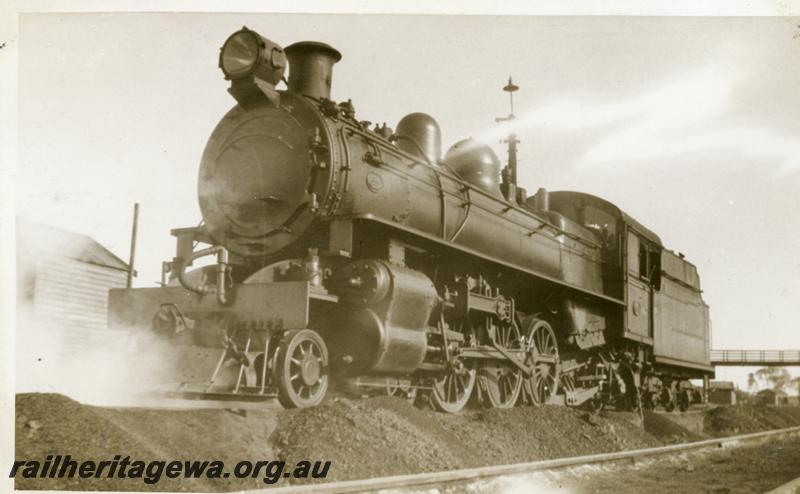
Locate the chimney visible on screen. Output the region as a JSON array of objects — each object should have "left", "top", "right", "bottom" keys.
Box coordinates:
[{"left": 285, "top": 41, "right": 342, "bottom": 100}]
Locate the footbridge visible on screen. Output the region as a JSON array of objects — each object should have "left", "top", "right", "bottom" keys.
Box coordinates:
[{"left": 711, "top": 350, "right": 800, "bottom": 367}]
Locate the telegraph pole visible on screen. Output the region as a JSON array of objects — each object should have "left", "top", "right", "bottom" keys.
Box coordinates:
[{"left": 126, "top": 203, "right": 139, "bottom": 288}]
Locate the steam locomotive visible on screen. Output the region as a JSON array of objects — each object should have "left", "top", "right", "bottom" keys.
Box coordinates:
[{"left": 109, "top": 27, "right": 713, "bottom": 412}]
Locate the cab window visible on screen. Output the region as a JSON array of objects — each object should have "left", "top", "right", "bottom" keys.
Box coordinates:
[
  {"left": 628, "top": 231, "right": 661, "bottom": 288},
  {"left": 627, "top": 232, "right": 640, "bottom": 276},
  {"left": 638, "top": 241, "right": 661, "bottom": 288},
  {"left": 639, "top": 243, "right": 651, "bottom": 280}
]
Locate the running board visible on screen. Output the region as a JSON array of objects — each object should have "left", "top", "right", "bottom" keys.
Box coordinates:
[{"left": 136, "top": 385, "right": 279, "bottom": 410}]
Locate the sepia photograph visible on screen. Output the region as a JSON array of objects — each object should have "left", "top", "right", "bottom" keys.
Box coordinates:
[{"left": 2, "top": 3, "right": 800, "bottom": 493}]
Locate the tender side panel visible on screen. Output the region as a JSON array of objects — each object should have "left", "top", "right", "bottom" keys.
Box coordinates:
[
  {"left": 653, "top": 250, "right": 711, "bottom": 369},
  {"left": 661, "top": 249, "right": 701, "bottom": 289}
]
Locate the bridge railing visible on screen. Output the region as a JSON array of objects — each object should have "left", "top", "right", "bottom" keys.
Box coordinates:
[{"left": 711, "top": 349, "right": 800, "bottom": 364}]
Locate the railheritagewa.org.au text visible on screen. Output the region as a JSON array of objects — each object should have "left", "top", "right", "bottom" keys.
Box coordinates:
[{"left": 10, "top": 455, "right": 331, "bottom": 485}]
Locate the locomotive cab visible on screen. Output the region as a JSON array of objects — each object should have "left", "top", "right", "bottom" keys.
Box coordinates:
[{"left": 546, "top": 191, "right": 712, "bottom": 392}]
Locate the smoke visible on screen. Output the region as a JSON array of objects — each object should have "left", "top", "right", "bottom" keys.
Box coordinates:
[
  {"left": 15, "top": 303, "right": 181, "bottom": 407},
  {"left": 475, "top": 67, "right": 800, "bottom": 176},
  {"left": 15, "top": 218, "right": 180, "bottom": 407}
]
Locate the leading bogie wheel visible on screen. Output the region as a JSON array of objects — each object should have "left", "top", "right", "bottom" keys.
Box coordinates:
[{"left": 275, "top": 329, "right": 329, "bottom": 408}]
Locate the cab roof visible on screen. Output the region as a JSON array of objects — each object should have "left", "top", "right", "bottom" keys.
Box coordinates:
[{"left": 547, "top": 191, "right": 662, "bottom": 247}]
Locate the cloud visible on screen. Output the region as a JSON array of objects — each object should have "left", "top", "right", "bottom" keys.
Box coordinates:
[{"left": 584, "top": 125, "right": 800, "bottom": 175}]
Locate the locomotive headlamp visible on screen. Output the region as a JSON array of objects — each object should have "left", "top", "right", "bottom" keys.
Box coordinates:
[
  {"left": 219, "top": 27, "right": 286, "bottom": 84},
  {"left": 220, "top": 29, "right": 260, "bottom": 78}
]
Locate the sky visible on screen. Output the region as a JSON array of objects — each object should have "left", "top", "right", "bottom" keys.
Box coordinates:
[{"left": 11, "top": 13, "right": 800, "bottom": 387}]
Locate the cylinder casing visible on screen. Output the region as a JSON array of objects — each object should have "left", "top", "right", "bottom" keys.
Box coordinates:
[{"left": 328, "top": 260, "right": 438, "bottom": 374}]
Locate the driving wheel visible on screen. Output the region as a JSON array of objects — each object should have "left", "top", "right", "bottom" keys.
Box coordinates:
[
  {"left": 479, "top": 320, "right": 523, "bottom": 409},
  {"left": 430, "top": 363, "right": 476, "bottom": 413},
  {"left": 523, "top": 317, "right": 560, "bottom": 406}
]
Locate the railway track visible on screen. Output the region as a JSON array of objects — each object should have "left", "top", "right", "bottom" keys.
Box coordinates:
[{"left": 259, "top": 425, "right": 800, "bottom": 494}]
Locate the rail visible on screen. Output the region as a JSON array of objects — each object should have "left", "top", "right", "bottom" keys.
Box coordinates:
[
  {"left": 711, "top": 349, "right": 800, "bottom": 366},
  {"left": 255, "top": 425, "right": 800, "bottom": 494}
]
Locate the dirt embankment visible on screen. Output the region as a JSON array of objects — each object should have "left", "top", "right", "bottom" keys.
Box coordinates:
[
  {"left": 704, "top": 404, "right": 800, "bottom": 436},
  {"left": 273, "top": 396, "right": 659, "bottom": 482},
  {"left": 643, "top": 411, "right": 705, "bottom": 443},
  {"left": 15, "top": 394, "right": 278, "bottom": 492},
  {"left": 15, "top": 393, "right": 800, "bottom": 491}
]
